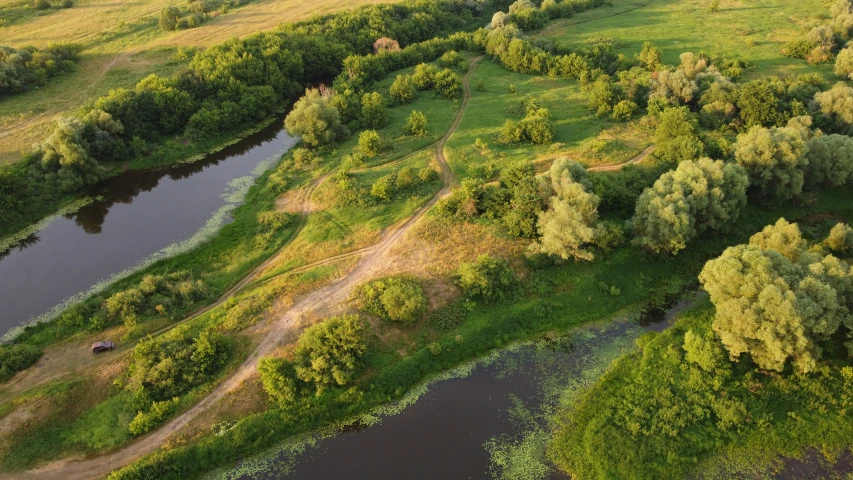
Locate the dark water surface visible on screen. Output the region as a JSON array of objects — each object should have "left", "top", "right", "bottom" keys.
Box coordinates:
[
  {"left": 0, "top": 120, "right": 294, "bottom": 338},
  {"left": 223, "top": 322, "right": 643, "bottom": 480}
]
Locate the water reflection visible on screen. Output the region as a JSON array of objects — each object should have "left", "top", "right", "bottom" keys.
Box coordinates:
[{"left": 0, "top": 119, "right": 293, "bottom": 337}]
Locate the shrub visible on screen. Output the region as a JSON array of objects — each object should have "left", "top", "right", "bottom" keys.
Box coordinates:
[
  {"left": 439, "top": 50, "right": 466, "bottom": 70},
  {"left": 783, "top": 39, "right": 818, "bottom": 60},
  {"left": 611, "top": 100, "right": 637, "bottom": 121},
  {"left": 0, "top": 344, "right": 42, "bottom": 382},
  {"left": 370, "top": 174, "right": 396, "bottom": 201},
  {"left": 390, "top": 74, "right": 416, "bottom": 104},
  {"left": 434, "top": 69, "right": 462, "bottom": 99},
  {"left": 31, "top": 0, "right": 50, "bottom": 9},
  {"left": 835, "top": 46, "right": 853, "bottom": 80},
  {"left": 159, "top": 6, "right": 180, "bottom": 31},
  {"left": 405, "top": 110, "right": 428, "bottom": 137},
  {"left": 358, "top": 129, "right": 382, "bottom": 157},
  {"left": 293, "top": 315, "right": 369, "bottom": 393},
  {"left": 412, "top": 63, "right": 438, "bottom": 90},
  {"left": 354, "top": 277, "right": 428, "bottom": 323},
  {"left": 456, "top": 254, "right": 518, "bottom": 302},
  {"left": 360, "top": 91, "right": 388, "bottom": 129}
]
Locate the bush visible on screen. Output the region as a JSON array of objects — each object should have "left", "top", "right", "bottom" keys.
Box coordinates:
[
  {"left": 434, "top": 68, "right": 462, "bottom": 99},
  {"left": 611, "top": 100, "right": 637, "bottom": 121},
  {"left": 31, "top": 0, "right": 50, "bottom": 9},
  {"left": 159, "top": 6, "right": 180, "bottom": 31},
  {"left": 412, "top": 63, "right": 438, "bottom": 90},
  {"left": 354, "top": 277, "right": 428, "bottom": 323},
  {"left": 0, "top": 344, "right": 42, "bottom": 381},
  {"left": 405, "top": 110, "right": 428, "bottom": 137},
  {"left": 439, "top": 50, "right": 466, "bottom": 70},
  {"left": 653, "top": 107, "right": 705, "bottom": 164},
  {"left": 826, "top": 222, "right": 853, "bottom": 255},
  {"left": 390, "top": 74, "right": 416, "bottom": 104},
  {"left": 361, "top": 91, "right": 388, "bottom": 129},
  {"left": 455, "top": 254, "right": 518, "bottom": 302},
  {"left": 293, "top": 315, "right": 369, "bottom": 394},
  {"left": 358, "top": 129, "right": 382, "bottom": 157}
]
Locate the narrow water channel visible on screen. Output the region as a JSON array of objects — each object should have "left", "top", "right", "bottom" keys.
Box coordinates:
[{"left": 0, "top": 120, "right": 295, "bottom": 338}]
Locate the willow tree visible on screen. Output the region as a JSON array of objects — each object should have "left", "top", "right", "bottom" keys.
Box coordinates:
[
  {"left": 284, "top": 88, "right": 348, "bottom": 147},
  {"left": 734, "top": 117, "right": 810, "bottom": 201},
  {"left": 533, "top": 158, "right": 600, "bottom": 261},
  {"left": 699, "top": 241, "right": 853, "bottom": 373},
  {"left": 631, "top": 158, "right": 749, "bottom": 255}
]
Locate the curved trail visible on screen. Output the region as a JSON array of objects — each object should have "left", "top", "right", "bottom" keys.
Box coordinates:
[
  {"left": 14, "top": 56, "right": 482, "bottom": 480},
  {"left": 0, "top": 174, "right": 326, "bottom": 402},
  {"left": 587, "top": 144, "right": 654, "bottom": 172}
]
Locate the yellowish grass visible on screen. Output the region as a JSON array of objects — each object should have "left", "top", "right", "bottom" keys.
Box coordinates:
[{"left": 0, "top": 0, "right": 401, "bottom": 164}]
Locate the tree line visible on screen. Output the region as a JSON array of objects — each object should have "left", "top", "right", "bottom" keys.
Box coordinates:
[{"left": 0, "top": 43, "right": 80, "bottom": 97}]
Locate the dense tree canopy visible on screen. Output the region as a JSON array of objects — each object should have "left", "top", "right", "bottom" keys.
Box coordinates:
[
  {"left": 734, "top": 117, "right": 810, "bottom": 201},
  {"left": 631, "top": 158, "right": 749, "bottom": 255},
  {"left": 653, "top": 106, "right": 705, "bottom": 164},
  {"left": 699, "top": 226, "right": 853, "bottom": 372},
  {"left": 805, "top": 133, "right": 853, "bottom": 187}
]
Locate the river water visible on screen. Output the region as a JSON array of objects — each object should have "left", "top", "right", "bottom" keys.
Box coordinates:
[
  {"left": 0, "top": 120, "right": 295, "bottom": 338},
  {"left": 214, "top": 320, "right": 646, "bottom": 480}
]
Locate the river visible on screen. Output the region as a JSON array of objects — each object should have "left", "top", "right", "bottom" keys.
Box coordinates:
[
  {"left": 212, "top": 320, "right": 647, "bottom": 480},
  {"left": 0, "top": 119, "right": 295, "bottom": 339}
]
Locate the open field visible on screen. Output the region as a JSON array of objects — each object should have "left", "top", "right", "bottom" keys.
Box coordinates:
[
  {"left": 537, "top": 0, "right": 834, "bottom": 79},
  {"left": 0, "top": 0, "right": 399, "bottom": 164}
]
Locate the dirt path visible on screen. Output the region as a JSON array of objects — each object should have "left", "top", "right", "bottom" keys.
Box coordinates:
[
  {"left": 11, "top": 56, "right": 482, "bottom": 480},
  {"left": 0, "top": 174, "right": 325, "bottom": 403},
  {"left": 587, "top": 144, "right": 654, "bottom": 172}
]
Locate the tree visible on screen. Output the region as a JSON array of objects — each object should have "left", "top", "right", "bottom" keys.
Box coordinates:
[
  {"left": 734, "top": 117, "right": 810, "bottom": 201},
  {"left": 372, "top": 37, "right": 401, "bottom": 54},
  {"left": 748, "top": 218, "right": 807, "bottom": 262},
  {"left": 361, "top": 91, "right": 388, "bottom": 128},
  {"left": 284, "top": 89, "right": 348, "bottom": 148},
  {"left": 534, "top": 159, "right": 600, "bottom": 261},
  {"left": 159, "top": 6, "right": 180, "bottom": 31},
  {"left": 358, "top": 129, "right": 382, "bottom": 157},
  {"left": 835, "top": 46, "right": 853, "bottom": 80},
  {"left": 813, "top": 82, "right": 853, "bottom": 133},
  {"left": 636, "top": 42, "right": 662, "bottom": 71},
  {"left": 390, "top": 74, "right": 416, "bottom": 104},
  {"left": 826, "top": 222, "right": 853, "bottom": 255},
  {"left": 699, "top": 242, "right": 853, "bottom": 373},
  {"left": 434, "top": 69, "right": 462, "bottom": 99},
  {"left": 805, "top": 133, "right": 853, "bottom": 187},
  {"left": 405, "top": 110, "right": 427, "bottom": 137},
  {"left": 456, "top": 254, "right": 518, "bottom": 302},
  {"left": 412, "top": 63, "right": 438, "bottom": 90},
  {"left": 500, "top": 161, "right": 542, "bottom": 237},
  {"left": 631, "top": 158, "right": 749, "bottom": 255},
  {"left": 653, "top": 107, "right": 705, "bottom": 164},
  {"left": 258, "top": 357, "right": 298, "bottom": 405},
  {"left": 293, "top": 315, "right": 368, "bottom": 393},
  {"left": 736, "top": 80, "right": 785, "bottom": 127},
  {"left": 491, "top": 11, "right": 507, "bottom": 28}
]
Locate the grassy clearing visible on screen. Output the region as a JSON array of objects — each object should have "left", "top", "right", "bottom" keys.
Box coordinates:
[
  {"left": 537, "top": 0, "right": 834, "bottom": 79},
  {"left": 444, "top": 57, "right": 649, "bottom": 179}
]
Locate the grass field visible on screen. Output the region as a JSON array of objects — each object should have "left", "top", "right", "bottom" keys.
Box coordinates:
[
  {"left": 0, "top": 0, "right": 399, "bottom": 165},
  {"left": 536, "top": 0, "right": 834, "bottom": 79}
]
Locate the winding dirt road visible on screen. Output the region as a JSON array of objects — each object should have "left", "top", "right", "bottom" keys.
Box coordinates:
[{"left": 12, "top": 56, "right": 483, "bottom": 480}]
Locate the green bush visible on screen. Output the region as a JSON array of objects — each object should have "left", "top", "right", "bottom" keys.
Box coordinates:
[
  {"left": 434, "top": 68, "right": 462, "bottom": 99},
  {"left": 455, "top": 254, "right": 518, "bottom": 302},
  {"left": 412, "top": 63, "right": 438, "bottom": 90},
  {"left": 292, "top": 315, "right": 369, "bottom": 394},
  {"left": 390, "top": 74, "right": 417, "bottom": 104},
  {"left": 354, "top": 277, "right": 428, "bottom": 323},
  {"left": 405, "top": 110, "right": 428, "bottom": 137},
  {"left": 0, "top": 344, "right": 42, "bottom": 381},
  {"left": 358, "top": 129, "right": 382, "bottom": 157}
]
